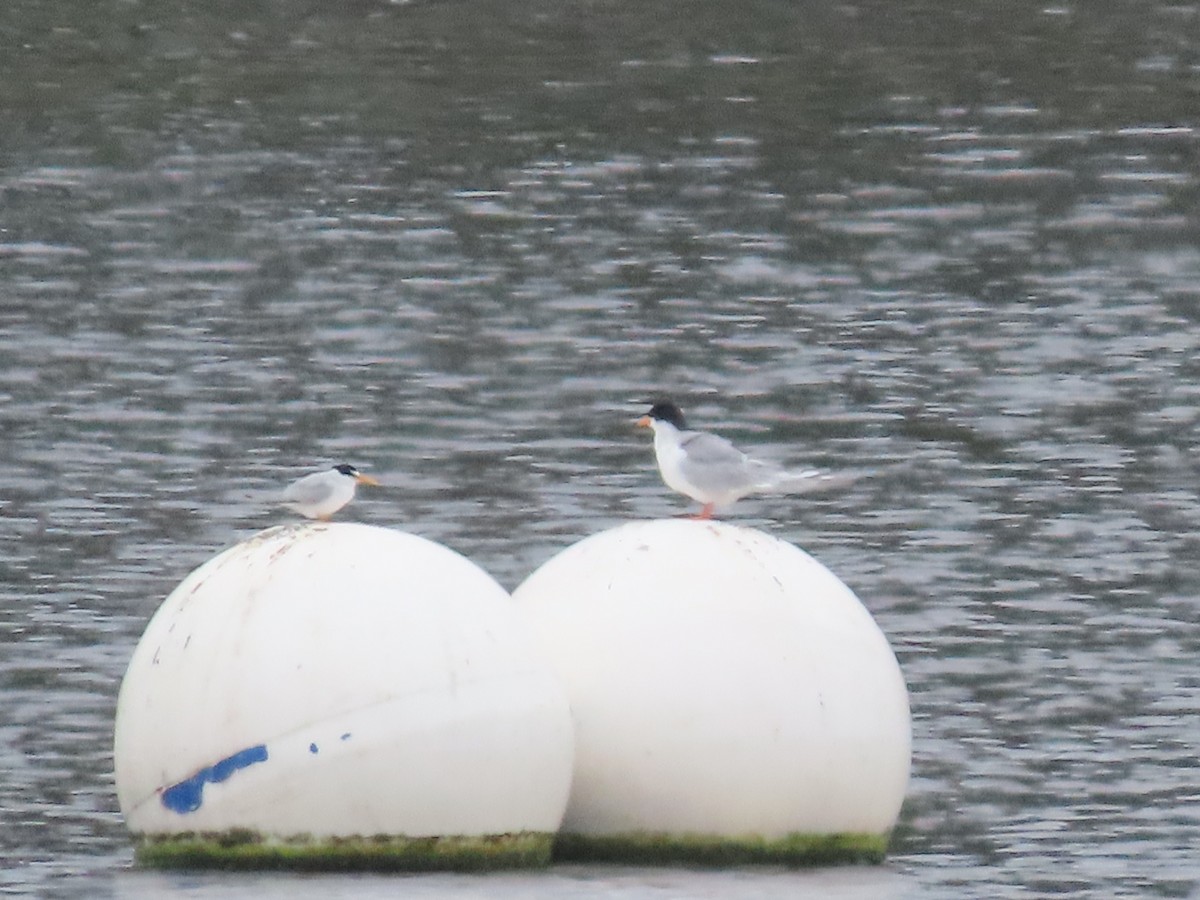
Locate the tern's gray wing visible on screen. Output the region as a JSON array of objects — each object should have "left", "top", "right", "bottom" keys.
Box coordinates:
[
  {"left": 678, "top": 430, "right": 747, "bottom": 466},
  {"left": 282, "top": 473, "right": 336, "bottom": 508},
  {"left": 678, "top": 430, "right": 783, "bottom": 494}
]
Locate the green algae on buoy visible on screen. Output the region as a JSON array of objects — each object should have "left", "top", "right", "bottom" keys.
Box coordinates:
[
  {"left": 114, "top": 523, "right": 574, "bottom": 870},
  {"left": 511, "top": 519, "right": 911, "bottom": 867}
]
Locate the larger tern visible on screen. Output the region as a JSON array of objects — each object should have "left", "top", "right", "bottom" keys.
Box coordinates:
[
  {"left": 637, "top": 400, "right": 845, "bottom": 519},
  {"left": 281, "top": 463, "right": 380, "bottom": 520}
]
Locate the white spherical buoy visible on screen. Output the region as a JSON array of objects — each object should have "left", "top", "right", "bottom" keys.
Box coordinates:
[
  {"left": 114, "top": 523, "right": 574, "bottom": 870},
  {"left": 511, "top": 519, "right": 911, "bottom": 866}
]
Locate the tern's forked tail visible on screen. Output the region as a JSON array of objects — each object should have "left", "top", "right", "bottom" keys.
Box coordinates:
[{"left": 770, "top": 468, "right": 859, "bottom": 495}]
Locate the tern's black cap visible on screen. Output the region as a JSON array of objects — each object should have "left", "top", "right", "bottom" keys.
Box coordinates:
[
  {"left": 645, "top": 400, "right": 687, "bottom": 429},
  {"left": 333, "top": 463, "right": 360, "bottom": 477}
]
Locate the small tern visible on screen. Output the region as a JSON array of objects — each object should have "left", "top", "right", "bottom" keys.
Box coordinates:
[
  {"left": 281, "top": 463, "right": 380, "bottom": 520},
  {"left": 637, "top": 400, "right": 845, "bottom": 519}
]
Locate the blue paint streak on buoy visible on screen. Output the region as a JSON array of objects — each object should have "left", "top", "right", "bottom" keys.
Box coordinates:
[
  {"left": 309, "top": 742, "right": 319, "bottom": 754},
  {"left": 340, "top": 732, "right": 351, "bottom": 741},
  {"left": 161, "top": 744, "right": 269, "bottom": 814}
]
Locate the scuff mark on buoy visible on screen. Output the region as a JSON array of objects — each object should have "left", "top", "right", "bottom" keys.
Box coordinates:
[{"left": 160, "top": 744, "right": 269, "bottom": 814}]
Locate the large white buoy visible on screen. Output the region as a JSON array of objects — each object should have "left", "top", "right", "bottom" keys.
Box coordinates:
[
  {"left": 114, "top": 523, "right": 574, "bottom": 869},
  {"left": 511, "top": 519, "right": 910, "bottom": 866}
]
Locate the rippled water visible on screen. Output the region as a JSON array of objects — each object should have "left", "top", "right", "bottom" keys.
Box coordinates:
[{"left": 2, "top": 2, "right": 1199, "bottom": 897}]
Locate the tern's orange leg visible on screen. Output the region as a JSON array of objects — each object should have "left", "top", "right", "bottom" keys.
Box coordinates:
[{"left": 689, "top": 503, "right": 715, "bottom": 520}]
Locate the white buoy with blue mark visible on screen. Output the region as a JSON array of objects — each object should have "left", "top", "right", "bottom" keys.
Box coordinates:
[
  {"left": 113, "top": 522, "right": 574, "bottom": 869},
  {"left": 512, "top": 519, "right": 911, "bottom": 866}
]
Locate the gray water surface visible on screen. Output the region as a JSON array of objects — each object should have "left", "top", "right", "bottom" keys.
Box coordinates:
[{"left": 2, "top": 2, "right": 1199, "bottom": 897}]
